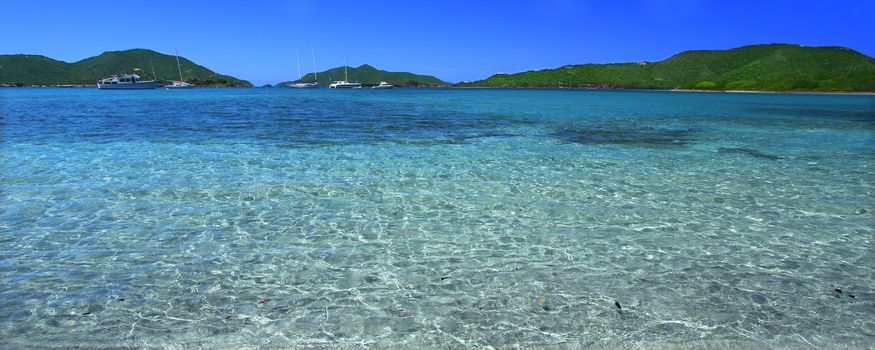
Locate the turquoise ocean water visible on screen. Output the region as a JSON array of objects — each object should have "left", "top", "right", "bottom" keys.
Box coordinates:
[{"left": 1, "top": 88, "right": 873, "bottom": 349}]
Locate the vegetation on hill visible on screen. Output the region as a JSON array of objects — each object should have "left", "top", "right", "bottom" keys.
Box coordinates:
[
  {"left": 458, "top": 44, "right": 875, "bottom": 92},
  {"left": 276, "top": 64, "right": 445, "bottom": 87},
  {"left": 0, "top": 49, "right": 251, "bottom": 86}
]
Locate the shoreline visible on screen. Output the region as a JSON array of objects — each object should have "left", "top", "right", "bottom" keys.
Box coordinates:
[
  {"left": 450, "top": 86, "right": 875, "bottom": 95},
  {"left": 669, "top": 88, "right": 875, "bottom": 95},
  {"left": 3, "top": 84, "right": 874, "bottom": 95}
]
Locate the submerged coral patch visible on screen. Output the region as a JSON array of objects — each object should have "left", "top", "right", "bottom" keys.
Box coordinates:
[
  {"left": 552, "top": 126, "right": 697, "bottom": 147},
  {"left": 718, "top": 147, "right": 785, "bottom": 161}
]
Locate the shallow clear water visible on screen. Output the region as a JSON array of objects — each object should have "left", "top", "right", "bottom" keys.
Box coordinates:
[{"left": 1, "top": 87, "right": 873, "bottom": 349}]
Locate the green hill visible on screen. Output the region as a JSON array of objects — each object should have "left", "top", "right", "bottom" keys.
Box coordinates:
[
  {"left": 0, "top": 49, "right": 251, "bottom": 86},
  {"left": 277, "top": 64, "right": 445, "bottom": 87},
  {"left": 0, "top": 55, "right": 70, "bottom": 84},
  {"left": 459, "top": 44, "right": 875, "bottom": 92}
]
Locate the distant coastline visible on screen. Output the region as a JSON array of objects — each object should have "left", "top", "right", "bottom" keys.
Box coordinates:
[
  {"left": 4, "top": 84, "right": 874, "bottom": 96},
  {"left": 672, "top": 88, "right": 875, "bottom": 95},
  {"left": 0, "top": 49, "right": 252, "bottom": 87},
  {"left": 457, "top": 44, "right": 875, "bottom": 93},
  {"left": 448, "top": 86, "right": 875, "bottom": 95},
  {"left": 2, "top": 44, "right": 873, "bottom": 92}
]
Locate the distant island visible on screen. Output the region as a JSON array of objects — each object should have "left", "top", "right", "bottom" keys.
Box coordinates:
[
  {"left": 2, "top": 44, "right": 873, "bottom": 92},
  {"left": 0, "top": 49, "right": 252, "bottom": 87},
  {"left": 276, "top": 64, "right": 445, "bottom": 87},
  {"left": 458, "top": 44, "right": 875, "bottom": 92}
]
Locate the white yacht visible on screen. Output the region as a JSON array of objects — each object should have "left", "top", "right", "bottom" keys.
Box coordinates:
[
  {"left": 97, "top": 73, "right": 158, "bottom": 90},
  {"left": 329, "top": 50, "right": 361, "bottom": 89},
  {"left": 372, "top": 81, "right": 394, "bottom": 89},
  {"left": 329, "top": 80, "right": 362, "bottom": 89},
  {"left": 165, "top": 50, "right": 194, "bottom": 89},
  {"left": 290, "top": 48, "right": 319, "bottom": 88}
]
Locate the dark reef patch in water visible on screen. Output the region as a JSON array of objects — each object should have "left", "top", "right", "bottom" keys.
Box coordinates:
[
  {"left": 718, "top": 147, "right": 785, "bottom": 161},
  {"left": 395, "top": 138, "right": 467, "bottom": 146},
  {"left": 745, "top": 106, "right": 875, "bottom": 130},
  {"left": 552, "top": 127, "right": 696, "bottom": 148},
  {"left": 752, "top": 106, "right": 875, "bottom": 123},
  {"left": 392, "top": 132, "right": 520, "bottom": 147}
]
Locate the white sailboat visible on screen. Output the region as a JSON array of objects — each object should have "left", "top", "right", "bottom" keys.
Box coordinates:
[
  {"left": 329, "top": 49, "right": 362, "bottom": 89},
  {"left": 165, "top": 49, "right": 194, "bottom": 89},
  {"left": 290, "top": 48, "right": 318, "bottom": 88}
]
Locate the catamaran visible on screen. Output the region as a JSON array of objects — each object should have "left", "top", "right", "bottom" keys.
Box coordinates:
[
  {"left": 329, "top": 49, "right": 361, "bottom": 89},
  {"left": 97, "top": 69, "right": 158, "bottom": 90},
  {"left": 290, "top": 48, "right": 319, "bottom": 88},
  {"left": 165, "top": 50, "right": 194, "bottom": 89}
]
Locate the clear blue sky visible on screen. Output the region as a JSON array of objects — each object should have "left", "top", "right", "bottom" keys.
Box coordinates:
[{"left": 2, "top": 0, "right": 873, "bottom": 85}]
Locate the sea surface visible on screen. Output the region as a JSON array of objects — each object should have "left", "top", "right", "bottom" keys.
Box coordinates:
[{"left": 1, "top": 87, "right": 873, "bottom": 349}]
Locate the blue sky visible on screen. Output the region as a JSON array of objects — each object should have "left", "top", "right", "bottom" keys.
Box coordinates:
[{"left": 2, "top": 0, "right": 873, "bottom": 85}]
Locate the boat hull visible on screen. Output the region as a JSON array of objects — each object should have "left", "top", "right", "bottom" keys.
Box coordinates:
[
  {"left": 97, "top": 81, "right": 158, "bottom": 90},
  {"left": 290, "top": 83, "right": 319, "bottom": 88},
  {"left": 372, "top": 81, "right": 394, "bottom": 89},
  {"left": 329, "top": 83, "right": 362, "bottom": 89},
  {"left": 165, "top": 81, "right": 195, "bottom": 89}
]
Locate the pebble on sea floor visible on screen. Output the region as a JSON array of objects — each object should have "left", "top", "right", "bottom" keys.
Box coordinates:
[
  {"left": 615, "top": 301, "right": 622, "bottom": 310},
  {"left": 833, "top": 288, "right": 857, "bottom": 299},
  {"left": 537, "top": 296, "right": 551, "bottom": 311}
]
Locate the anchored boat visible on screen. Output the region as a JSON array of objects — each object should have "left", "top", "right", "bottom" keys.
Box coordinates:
[
  {"left": 97, "top": 73, "right": 158, "bottom": 90},
  {"left": 165, "top": 50, "right": 194, "bottom": 89},
  {"left": 329, "top": 80, "right": 362, "bottom": 89},
  {"left": 290, "top": 48, "right": 319, "bottom": 88},
  {"left": 329, "top": 49, "right": 362, "bottom": 89},
  {"left": 372, "top": 81, "right": 394, "bottom": 89}
]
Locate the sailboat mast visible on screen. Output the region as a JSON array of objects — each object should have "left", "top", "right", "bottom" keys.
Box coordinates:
[
  {"left": 343, "top": 49, "right": 349, "bottom": 81},
  {"left": 150, "top": 59, "right": 158, "bottom": 81},
  {"left": 175, "top": 49, "right": 184, "bottom": 82},
  {"left": 295, "top": 48, "right": 302, "bottom": 81},
  {"left": 311, "top": 47, "right": 318, "bottom": 82}
]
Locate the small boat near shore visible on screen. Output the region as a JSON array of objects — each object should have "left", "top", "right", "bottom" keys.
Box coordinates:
[
  {"left": 97, "top": 73, "right": 158, "bottom": 90},
  {"left": 290, "top": 48, "right": 319, "bottom": 88},
  {"left": 290, "top": 82, "right": 319, "bottom": 88},
  {"left": 329, "top": 80, "right": 362, "bottom": 89},
  {"left": 165, "top": 80, "right": 194, "bottom": 89},
  {"left": 372, "top": 81, "right": 394, "bottom": 89},
  {"left": 165, "top": 50, "right": 194, "bottom": 89},
  {"left": 329, "top": 49, "right": 361, "bottom": 89}
]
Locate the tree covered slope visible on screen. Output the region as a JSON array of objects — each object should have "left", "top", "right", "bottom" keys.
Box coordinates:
[
  {"left": 277, "top": 64, "right": 445, "bottom": 87},
  {"left": 0, "top": 49, "right": 251, "bottom": 86},
  {"left": 460, "top": 44, "right": 875, "bottom": 91}
]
